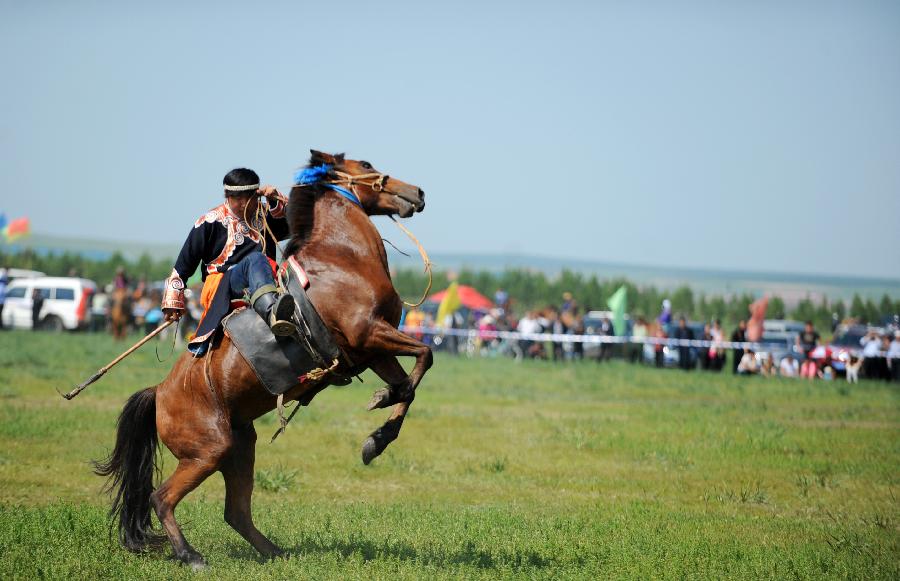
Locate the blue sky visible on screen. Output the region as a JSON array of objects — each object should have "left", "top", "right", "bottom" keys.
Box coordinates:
[{"left": 2, "top": 1, "right": 898, "bottom": 279}]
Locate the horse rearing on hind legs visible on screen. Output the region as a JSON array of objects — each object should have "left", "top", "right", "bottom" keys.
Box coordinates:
[{"left": 93, "top": 151, "right": 432, "bottom": 569}]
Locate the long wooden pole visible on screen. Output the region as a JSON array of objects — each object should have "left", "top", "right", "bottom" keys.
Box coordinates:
[{"left": 59, "top": 320, "right": 175, "bottom": 400}]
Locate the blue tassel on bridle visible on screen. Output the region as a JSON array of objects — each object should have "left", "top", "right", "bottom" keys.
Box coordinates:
[{"left": 293, "top": 163, "right": 361, "bottom": 208}]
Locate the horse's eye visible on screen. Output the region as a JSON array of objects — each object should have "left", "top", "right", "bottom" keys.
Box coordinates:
[{"left": 361, "top": 161, "right": 372, "bottom": 170}]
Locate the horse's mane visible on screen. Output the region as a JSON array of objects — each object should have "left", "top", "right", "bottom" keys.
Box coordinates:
[
  {"left": 284, "top": 183, "right": 323, "bottom": 257},
  {"left": 285, "top": 153, "right": 347, "bottom": 256}
]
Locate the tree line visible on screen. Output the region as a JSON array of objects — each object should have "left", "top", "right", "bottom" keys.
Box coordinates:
[{"left": 3, "top": 248, "right": 897, "bottom": 332}]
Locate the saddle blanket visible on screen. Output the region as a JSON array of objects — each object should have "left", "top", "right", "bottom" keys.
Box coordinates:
[{"left": 223, "top": 257, "right": 344, "bottom": 396}]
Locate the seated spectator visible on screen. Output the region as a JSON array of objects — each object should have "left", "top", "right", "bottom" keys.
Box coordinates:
[
  {"left": 760, "top": 355, "right": 776, "bottom": 377},
  {"left": 779, "top": 354, "right": 799, "bottom": 377},
  {"left": 800, "top": 358, "right": 817, "bottom": 380},
  {"left": 738, "top": 349, "right": 759, "bottom": 375}
]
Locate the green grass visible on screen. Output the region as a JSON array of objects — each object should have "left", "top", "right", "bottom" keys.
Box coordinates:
[{"left": 0, "top": 331, "right": 898, "bottom": 579}]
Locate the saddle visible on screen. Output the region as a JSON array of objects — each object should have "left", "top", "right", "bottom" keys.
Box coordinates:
[{"left": 222, "top": 256, "right": 348, "bottom": 396}]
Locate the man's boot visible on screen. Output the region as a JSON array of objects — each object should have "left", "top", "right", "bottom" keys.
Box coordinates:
[{"left": 250, "top": 284, "right": 297, "bottom": 337}]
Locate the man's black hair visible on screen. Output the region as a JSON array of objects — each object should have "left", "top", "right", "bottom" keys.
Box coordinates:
[{"left": 223, "top": 168, "right": 260, "bottom": 196}]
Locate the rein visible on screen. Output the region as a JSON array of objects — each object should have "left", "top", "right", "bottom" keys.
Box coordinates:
[{"left": 389, "top": 216, "right": 433, "bottom": 308}]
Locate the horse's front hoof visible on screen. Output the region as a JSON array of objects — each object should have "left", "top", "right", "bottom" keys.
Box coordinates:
[{"left": 361, "top": 436, "right": 380, "bottom": 465}]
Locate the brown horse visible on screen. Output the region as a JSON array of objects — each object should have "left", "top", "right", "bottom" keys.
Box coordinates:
[
  {"left": 109, "top": 287, "right": 132, "bottom": 340},
  {"left": 93, "top": 151, "right": 432, "bottom": 569}
]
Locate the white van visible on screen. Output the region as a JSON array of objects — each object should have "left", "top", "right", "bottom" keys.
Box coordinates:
[{"left": 2, "top": 277, "right": 96, "bottom": 331}]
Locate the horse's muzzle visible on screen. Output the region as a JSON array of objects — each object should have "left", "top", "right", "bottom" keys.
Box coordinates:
[{"left": 395, "top": 187, "right": 425, "bottom": 216}]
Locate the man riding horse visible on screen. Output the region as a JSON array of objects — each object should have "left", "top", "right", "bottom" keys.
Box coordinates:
[{"left": 161, "top": 168, "right": 297, "bottom": 354}]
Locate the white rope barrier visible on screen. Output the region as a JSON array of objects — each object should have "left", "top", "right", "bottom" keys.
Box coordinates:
[{"left": 399, "top": 326, "right": 899, "bottom": 358}]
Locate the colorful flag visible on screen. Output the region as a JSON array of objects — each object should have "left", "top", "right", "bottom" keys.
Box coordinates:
[
  {"left": 607, "top": 285, "right": 627, "bottom": 336},
  {"left": 0, "top": 213, "right": 7, "bottom": 233},
  {"left": 4, "top": 217, "right": 30, "bottom": 242},
  {"left": 436, "top": 281, "right": 462, "bottom": 326}
]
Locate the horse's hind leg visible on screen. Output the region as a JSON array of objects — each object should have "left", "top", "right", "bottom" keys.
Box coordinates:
[
  {"left": 150, "top": 457, "right": 221, "bottom": 569},
  {"left": 221, "top": 423, "right": 283, "bottom": 557},
  {"left": 152, "top": 358, "right": 231, "bottom": 570}
]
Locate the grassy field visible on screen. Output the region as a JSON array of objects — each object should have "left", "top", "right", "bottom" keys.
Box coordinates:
[{"left": 0, "top": 331, "right": 898, "bottom": 579}]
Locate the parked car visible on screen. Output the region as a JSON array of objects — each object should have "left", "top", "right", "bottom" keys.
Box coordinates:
[
  {"left": 582, "top": 311, "right": 632, "bottom": 359},
  {"left": 642, "top": 321, "right": 706, "bottom": 368},
  {"left": 763, "top": 319, "right": 806, "bottom": 334},
  {"left": 826, "top": 324, "right": 883, "bottom": 372},
  {"left": 753, "top": 331, "right": 803, "bottom": 367},
  {"left": 1, "top": 277, "right": 96, "bottom": 331}
]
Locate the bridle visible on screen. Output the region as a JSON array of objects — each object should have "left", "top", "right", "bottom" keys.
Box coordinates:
[
  {"left": 328, "top": 169, "right": 420, "bottom": 209},
  {"left": 295, "top": 164, "right": 433, "bottom": 307}
]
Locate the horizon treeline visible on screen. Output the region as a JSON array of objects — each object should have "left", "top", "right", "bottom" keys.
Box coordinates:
[{"left": 3, "top": 248, "right": 898, "bottom": 331}]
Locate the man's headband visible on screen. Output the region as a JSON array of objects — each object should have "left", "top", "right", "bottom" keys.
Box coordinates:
[{"left": 223, "top": 183, "right": 260, "bottom": 192}]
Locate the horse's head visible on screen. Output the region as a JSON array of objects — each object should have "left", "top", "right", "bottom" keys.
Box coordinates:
[{"left": 307, "top": 150, "right": 425, "bottom": 218}]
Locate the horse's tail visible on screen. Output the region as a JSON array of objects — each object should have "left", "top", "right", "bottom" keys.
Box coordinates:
[{"left": 93, "top": 387, "right": 163, "bottom": 551}]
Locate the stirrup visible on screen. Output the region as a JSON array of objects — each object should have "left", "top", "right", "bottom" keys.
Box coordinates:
[{"left": 269, "top": 294, "right": 297, "bottom": 337}]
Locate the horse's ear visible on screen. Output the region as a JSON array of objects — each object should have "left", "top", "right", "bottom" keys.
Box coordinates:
[
  {"left": 334, "top": 152, "right": 345, "bottom": 165},
  {"left": 309, "top": 149, "right": 332, "bottom": 165}
]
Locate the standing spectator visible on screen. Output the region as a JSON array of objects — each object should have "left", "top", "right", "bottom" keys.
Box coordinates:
[
  {"left": 672, "top": 317, "right": 695, "bottom": 371},
  {"left": 699, "top": 323, "right": 712, "bottom": 370},
  {"left": 796, "top": 321, "right": 820, "bottom": 359},
  {"left": 91, "top": 288, "right": 109, "bottom": 332},
  {"left": 654, "top": 325, "right": 667, "bottom": 368},
  {"left": 657, "top": 299, "right": 672, "bottom": 326},
  {"left": 517, "top": 310, "right": 541, "bottom": 359},
  {"left": 570, "top": 308, "right": 585, "bottom": 361},
  {"left": 596, "top": 316, "right": 614, "bottom": 362},
  {"left": 710, "top": 319, "right": 725, "bottom": 371},
  {"left": 845, "top": 355, "right": 862, "bottom": 384},
  {"left": 731, "top": 320, "right": 747, "bottom": 375},
  {"left": 888, "top": 331, "right": 900, "bottom": 382},
  {"left": 494, "top": 288, "right": 509, "bottom": 311},
  {"left": 860, "top": 331, "right": 884, "bottom": 380},
  {"left": 779, "top": 354, "right": 799, "bottom": 377},
  {"left": 547, "top": 308, "right": 565, "bottom": 361},
  {"left": 0, "top": 268, "right": 7, "bottom": 330},
  {"left": 631, "top": 315, "right": 649, "bottom": 364},
  {"left": 561, "top": 292, "right": 575, "bottom": 313},
  {"left": 31, "top": 288, "right": 45, "bottom": 330}
]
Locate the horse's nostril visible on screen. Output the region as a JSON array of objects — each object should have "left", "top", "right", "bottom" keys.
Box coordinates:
[{"left": 418, "top": 189, "right": 425, "bottom": 200}]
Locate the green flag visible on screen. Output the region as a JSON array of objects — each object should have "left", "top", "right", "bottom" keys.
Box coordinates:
[{"left": 607, "top": 285, "right": 627, "bottom": 336}]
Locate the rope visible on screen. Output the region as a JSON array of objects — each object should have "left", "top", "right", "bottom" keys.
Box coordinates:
[
  {"left": 155, "top": 319, "right": 178, "bottom": 362},
  {"left": 389, "top": 216, "right": 433, "bottom": 307}
]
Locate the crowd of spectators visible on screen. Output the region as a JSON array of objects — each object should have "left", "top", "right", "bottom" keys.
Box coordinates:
[{"left": 402, "top": 290, "right": 900, "bottom": 383}]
